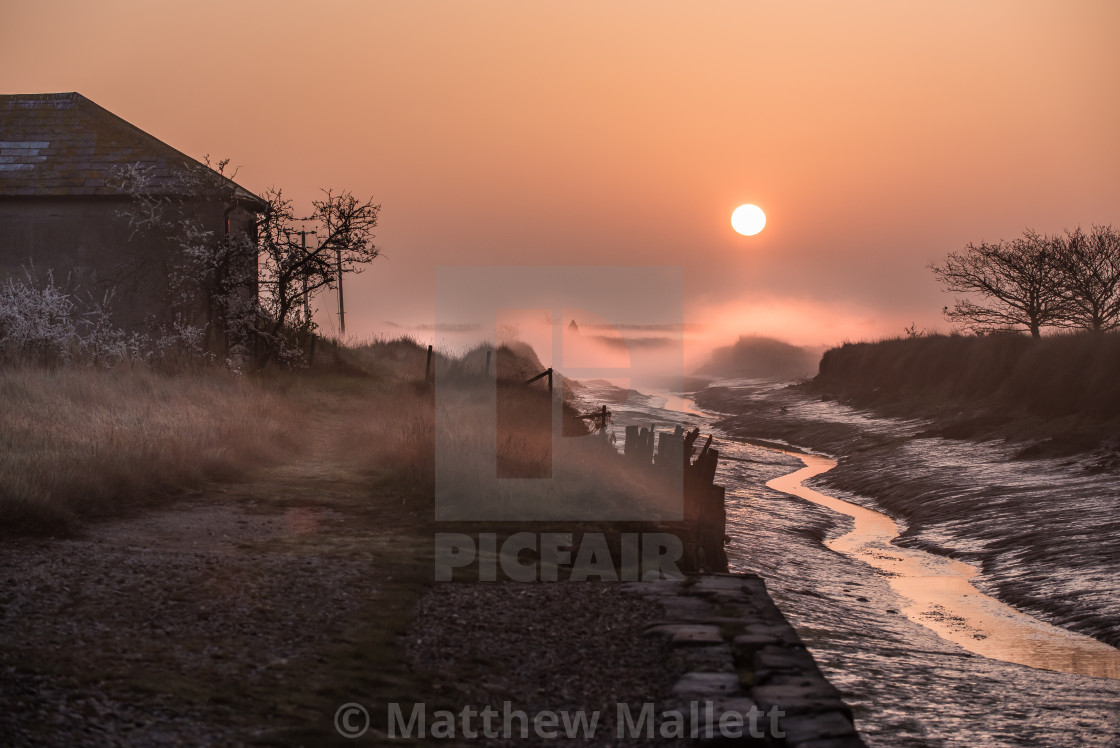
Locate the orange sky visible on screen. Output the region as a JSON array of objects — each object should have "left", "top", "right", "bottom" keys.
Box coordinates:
[{"left": 3, "top": 0, "right": 1118, "bottom": 366}]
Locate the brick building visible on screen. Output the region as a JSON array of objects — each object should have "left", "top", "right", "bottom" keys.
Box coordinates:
[{"left": 0, "top": 92, "right": 265, "bottom": 350}]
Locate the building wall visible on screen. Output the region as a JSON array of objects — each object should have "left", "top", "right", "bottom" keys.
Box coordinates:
[{"left": 0, "top": 196, "right": 257, "bottom": 349}]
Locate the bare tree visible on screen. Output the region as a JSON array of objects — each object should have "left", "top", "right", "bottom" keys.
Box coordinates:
[
  {"left": 255, "top": 188, "right": 381, "bottom": 364},
  {"left": 931, "top": 230, "right": 1066, "bottom": 339},
  {"left": 115, "top": 159, "right": 382, "bottom": 367},
  {"left": 1053, "top": 225, "right": 1120, "bottom": 333}
]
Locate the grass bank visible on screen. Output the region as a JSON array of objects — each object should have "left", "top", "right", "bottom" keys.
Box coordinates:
[
  {"left": 0, "top": 334, "right": 668, "bottom": 535},
  {"left": 0, "top": 335, "right": 455, "bottom": 535},
  {"left": 810, "top": 332, "right": 1120, "bottom": 454},
  {"left": 0, "top": 365, "right": 301, "bottom": 534}
]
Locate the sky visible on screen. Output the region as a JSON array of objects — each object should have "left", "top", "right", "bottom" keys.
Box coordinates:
[{"left": 3, "top": 0, "right": 1118, "bottom": 368}]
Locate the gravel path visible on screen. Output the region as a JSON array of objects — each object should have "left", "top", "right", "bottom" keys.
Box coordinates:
[
  {"left": 0, "top": 503, "right": 379, "bottom": 746},
  {"left": 0, "top": 500, "right": 692, "bottom": 747},
  {"left": 407, "top": 582, "right": 685, "bottom": 747}
]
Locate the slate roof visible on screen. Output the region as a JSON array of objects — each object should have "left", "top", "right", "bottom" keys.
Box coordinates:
[{"left": 0, "top": 92, "right": 265, "bottom": 208}]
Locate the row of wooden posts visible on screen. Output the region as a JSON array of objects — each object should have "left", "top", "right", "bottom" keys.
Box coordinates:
[{"left": 624, "top": 423, "right": 728, "bottom": 572}]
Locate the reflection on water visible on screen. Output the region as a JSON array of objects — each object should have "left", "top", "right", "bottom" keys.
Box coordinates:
[
  {"left": 577, "top": 379, "right": 1120, "bottom": 746},
  {"left": 767, "top": 452, "right": 1120, "bottom": 681},
  {"left": 649, "top": 392, "right": 703, "bottom": 417}
]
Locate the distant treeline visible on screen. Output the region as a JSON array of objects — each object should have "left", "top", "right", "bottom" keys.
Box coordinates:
[{"left": 813, "top": 333, "right": 1120, "bottom": 427}]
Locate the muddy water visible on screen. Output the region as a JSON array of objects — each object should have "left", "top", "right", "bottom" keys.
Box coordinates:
[
  {"left": 578, "top": 381, "right": 1120, "bottom": 746},
  {"left": 768, "top": 452, "right": 1120, "bottom": 680}
]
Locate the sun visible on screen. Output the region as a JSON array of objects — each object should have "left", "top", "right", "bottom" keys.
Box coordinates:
[{"left": 731, "top": 204, "right": 766, "bottom": 236}]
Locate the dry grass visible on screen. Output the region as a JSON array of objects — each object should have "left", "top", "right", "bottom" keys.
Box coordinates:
[
  {"left": 1, "top": 334, "right": 676, "bottom": 536},
  {"left": 286, "top": 335, "right": 678, "bottom": 522},
  {"left": 816, "top": 332, "right": 1120, "bottom": 420},
  {"left": 332, "top": 371, "right": 677, "bottom": 521},
  {"left": 0, "top": 364, "right": 301, "bottom": 534},
  {"left": 811, "top": 332, "right": 1120, "bottom": 451}
]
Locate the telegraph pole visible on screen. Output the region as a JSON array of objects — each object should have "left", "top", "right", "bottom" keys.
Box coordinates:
[
  {"left": 300, "top": 230, "right": 309, "bottom": 318},
  {"left": 297, "top": 228, "right": 317, "bottom": 322},
  {"left": 336, "top": 244, "right": 345, "bottom": 335}
]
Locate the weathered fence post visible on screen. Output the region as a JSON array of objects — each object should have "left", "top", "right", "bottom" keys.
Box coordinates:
[
  {"left": 425, "top": 344, "right": 434, "bottom": 382},
  {"left": 683, "top": 428, "right": 701, "bottom": 466},
  {"left": 525, "top": 367, "right": 553, "bottom": 393}
]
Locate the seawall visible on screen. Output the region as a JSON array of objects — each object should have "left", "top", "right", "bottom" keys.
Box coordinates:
[{"left": 634, "top": 572, "right": 866, "bottom": 747}]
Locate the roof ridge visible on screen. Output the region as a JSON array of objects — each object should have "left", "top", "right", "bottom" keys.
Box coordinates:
[
  {"left": 0, "top": 92, "right": 265, "bottom": 208},
  {"left": 0, "top": 92, "right": 80, "bottom": 100},
  {"left": 69, "top": 94, "right": 264, "bottom": 205}
]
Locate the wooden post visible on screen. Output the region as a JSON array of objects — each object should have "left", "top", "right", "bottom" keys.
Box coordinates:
[
  {"left": 526, "top": 367, "right": 553, "bottom": 388},
  {"left": 657, "top": 431, "right": 684, "bottom": 469},
  {"left": 699, "top": 434, "right": 713, "bottom": 458},
  {"left": 683, "top": 428, "right": 701, "bottom": 464},
  {"left": 625, "top": 425, "right": 638, "bottom": 457},
  {"left": 425, "top": 344, "right": 434, "bottom": 382},
  {"left": 699, "top": 448, "right": 718, "bottom": 486},
  {"left": 300, "top": 230, "right": 309, "bottom": 318}
]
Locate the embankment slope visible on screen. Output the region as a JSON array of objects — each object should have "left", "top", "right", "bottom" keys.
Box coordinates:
[{"left": 811, "top": 333, "right": 1120, "bottom": 456}]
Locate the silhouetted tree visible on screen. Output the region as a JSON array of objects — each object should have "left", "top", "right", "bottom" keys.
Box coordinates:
[
  {"left": 256, "top": 188, "right": 381, "bottom": 365},
  {"left": 931, "top": 230, "right": 1065, "bottom": 339},
  {"left": 115, "top": 159, "right": 381, "bottom": 367},
  {"left": 1053, "top": 225, "right": 1120, "bottom": 333}
]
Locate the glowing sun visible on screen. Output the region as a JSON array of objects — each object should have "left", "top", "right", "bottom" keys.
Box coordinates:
[{"left": 731, "top": 204, "right": 766, "bottom": 236}]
